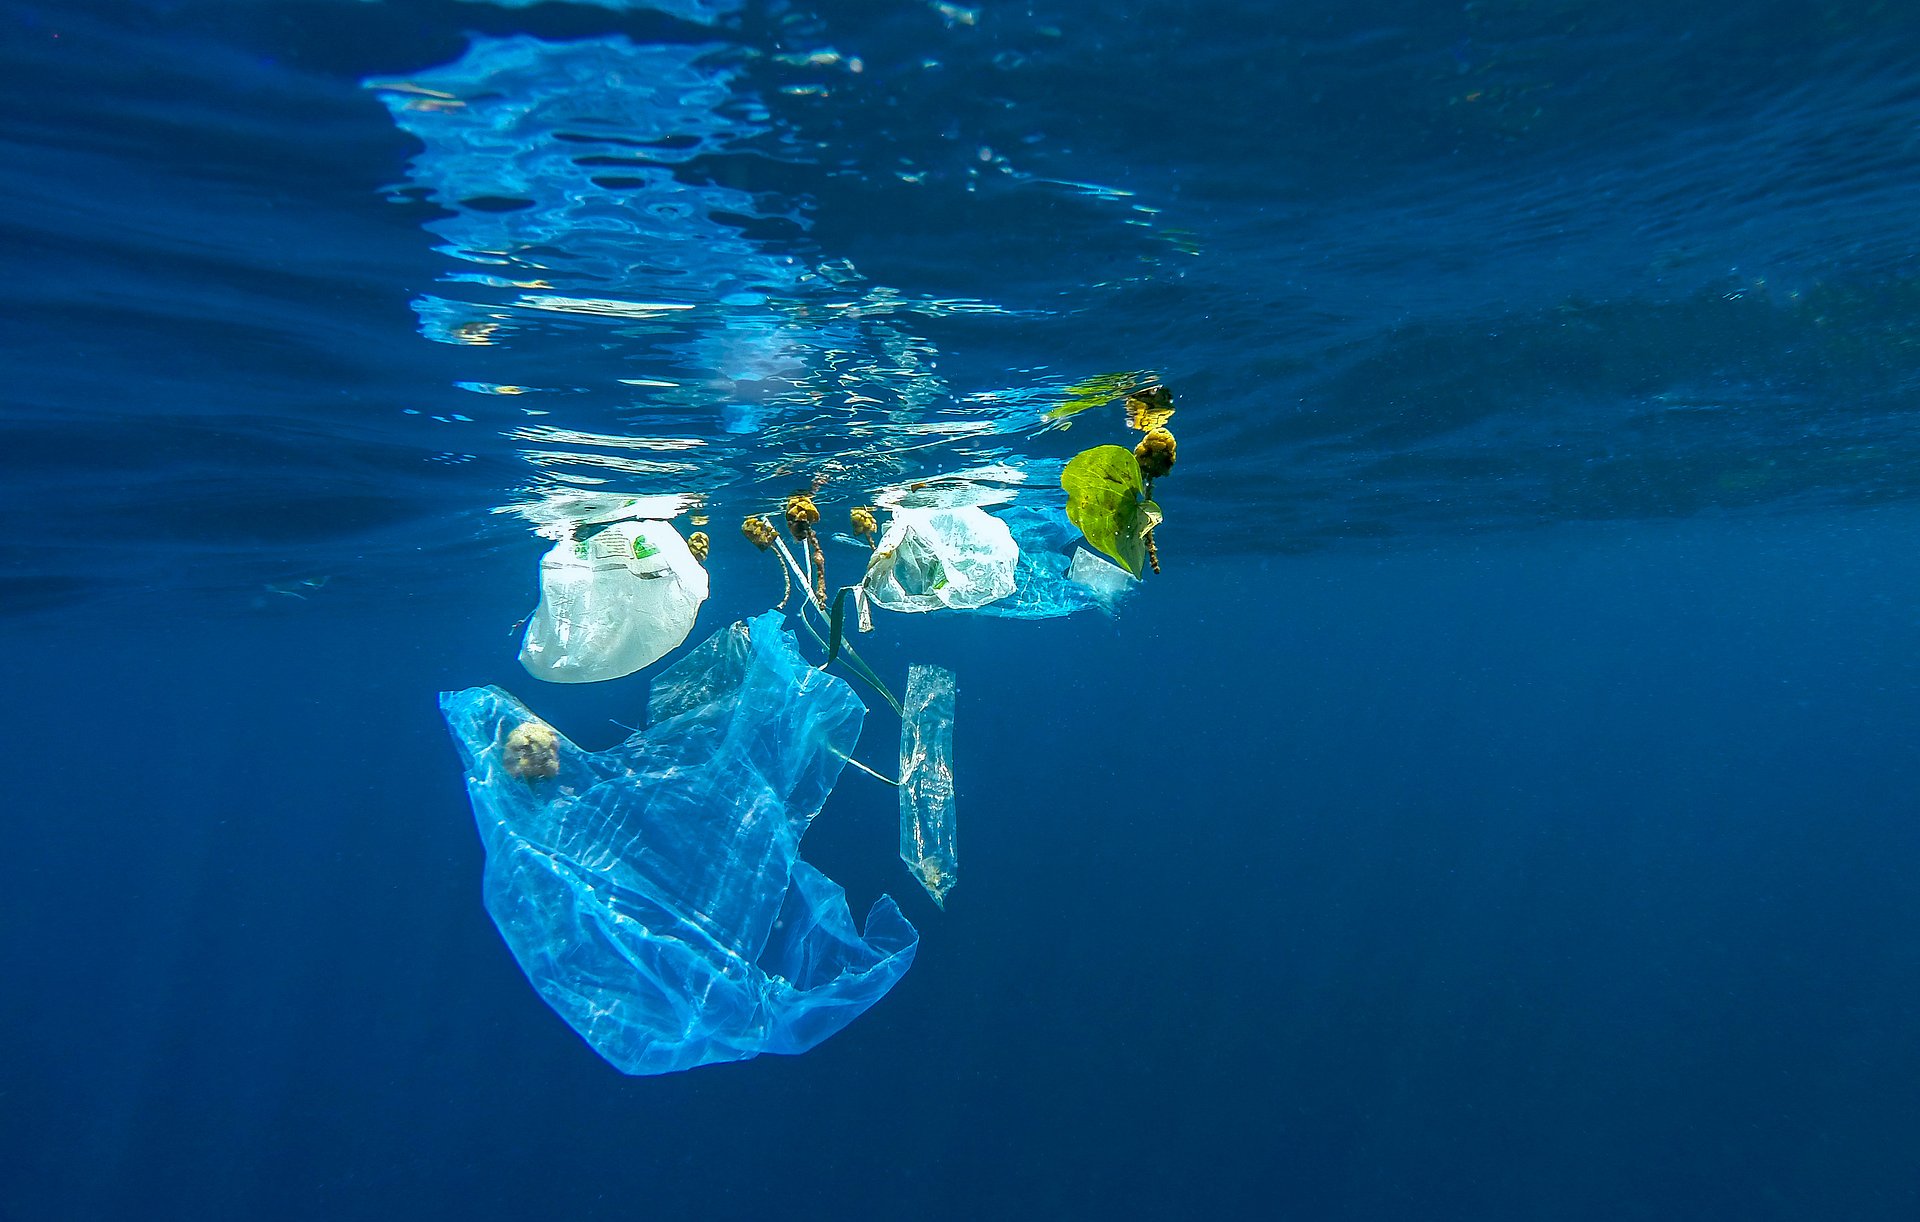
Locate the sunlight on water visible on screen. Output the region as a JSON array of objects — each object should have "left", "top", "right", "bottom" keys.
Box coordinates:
[{"left": 366, "top": 29, "right": 1151, "bottom": 539}]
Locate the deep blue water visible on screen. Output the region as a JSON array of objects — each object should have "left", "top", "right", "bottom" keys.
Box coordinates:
[{"left": 5, "top": 1, "right": 1920, "bottom": 1218}]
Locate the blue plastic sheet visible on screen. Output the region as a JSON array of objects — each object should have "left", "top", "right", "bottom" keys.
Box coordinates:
[
  {"left": 975, "top": 505, "right": 1138, "bottom": 619},
  {"left": 441, "top": 612, "right": 917, "bottom": 1075}
]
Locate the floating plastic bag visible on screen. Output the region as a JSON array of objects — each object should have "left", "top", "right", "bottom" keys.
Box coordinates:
[
  {"left": 443, "top": 612, "right": 917, "bottom": 1076},
  {"left": 899, "top": 665, "right": 958, "bottom": 907},
  {"left": 862, "top": 506, "right": 1018, "bottom": 613},
  {"left": 519, "top": 519, "right": 708, "bottom": 684},
  {"left": 974, "top": 505, "right": 1138, "bottom": 620}
]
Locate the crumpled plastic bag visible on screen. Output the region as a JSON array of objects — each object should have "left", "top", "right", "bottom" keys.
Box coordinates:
[
  {"left": 862, "top": 506, "right": 1018, "bottom": 613},
  {"left": 442, "top": 611, "right": 917, "bottom": 1076},
  {"left": 519, "top": 519, "right": 708, "bottom": 684},
  {"left": 974, "top": 505, "right": 1137, "bottom": 619}
]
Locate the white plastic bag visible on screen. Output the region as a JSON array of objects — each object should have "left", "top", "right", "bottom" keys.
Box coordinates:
[
  {"left": 519, "top": 519, "right": 709, "bottom": 684},
  {"left": 862, "top": 506, "right": 1018, "bottom": 613}
]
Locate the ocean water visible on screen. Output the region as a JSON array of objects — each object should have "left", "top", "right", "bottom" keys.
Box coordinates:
[{"left": 5, "top": 1, "right": 1920, "bottom": 1218}]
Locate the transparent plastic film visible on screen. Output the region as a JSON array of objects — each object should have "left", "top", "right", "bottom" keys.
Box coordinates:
[
  {"left": 898, "top": 664, "right": 958, "bottom": 908},
  {"left": 863, "top": 506, "right": 1018, "bottom": 613}
]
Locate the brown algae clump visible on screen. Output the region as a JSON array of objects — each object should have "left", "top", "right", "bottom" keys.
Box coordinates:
[
  {"left": 784, "top": 494, "right": 828, "bottom": 608},
  {"left": 1134, "top": 427, "right": 1176, "bottom": 480},
  {"left": 503, "top": 719, "right": 560, "bottom": 781},
  {"left": 740, "top": 516, "right": 778, "bottom": 550},
  {"left": 1123, "top": 385, "right": 1175, "bottom": 433},
  {"left": 784, "top": 493, "right": 821, "bottom": 537}
]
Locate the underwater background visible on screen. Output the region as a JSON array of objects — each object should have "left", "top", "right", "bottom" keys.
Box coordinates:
[{"left": 4, "top": 0, "right": 1919, "bottom": 1218}]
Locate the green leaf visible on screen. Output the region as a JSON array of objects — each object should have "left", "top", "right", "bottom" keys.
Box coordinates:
[
  {"left": 1062, "top": 445, "right": 1156, "bottom": 577},
  {"left": 823, "top": 586, "right": 851, "bottom": 668}
]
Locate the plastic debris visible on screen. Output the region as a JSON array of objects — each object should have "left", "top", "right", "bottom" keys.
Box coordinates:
[
  {"left": 442, "top": 611, "right": 918, "bottom": 1076},
  {"left": 519, "top": 519, "right": 709, "bottom": 684},
  {"left": 899, "top": 664, "right": 958, "bottom": 907},
  {"left": 1066, "top": 546, "right": 1137, "bottom": 607},
  {"left": 975, "top": 505, "right": 1138, "bottom": 619},
  {"left": 863, "top": 506, "right": 1018, "bottom": 613}
]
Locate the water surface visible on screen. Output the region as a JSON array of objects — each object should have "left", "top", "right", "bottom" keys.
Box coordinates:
[{"left": 3, "top": 1, "right": 1918, "bottom": 1218}]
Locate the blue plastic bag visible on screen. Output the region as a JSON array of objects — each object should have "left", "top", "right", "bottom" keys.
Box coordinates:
[
  {"left": 441, "top": 612, "right": 917, "bottom": 1075},
  {"left": 974, "top": 505, "right": 1138, "bottom": 619}
]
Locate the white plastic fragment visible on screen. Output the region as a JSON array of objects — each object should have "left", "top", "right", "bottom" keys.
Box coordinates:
[
  {"left": 863, "top": 506, "right": 1018, "bottom": 613},
  {"left": 518, "top": 519, "right": 709, "bottom": 684},
  {"left": 1065, "top": 546, "right": 1139, "bottom": 610}
]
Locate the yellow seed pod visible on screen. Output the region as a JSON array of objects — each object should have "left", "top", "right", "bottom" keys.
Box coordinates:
[
  {"left": 687, "top": 531, "right": 710, "bottom": 563},
  {"left": 850, "top": 505, "right": 877, "bottom": 539},
  {"left": 741, "top": 516, "right": 777, "bottom": 550},
  {"left": 1134, "top": 427, "right": 1177, "bottom": 480},
  {"left": 785, "top": 493, "right": 821, "bottom": 537}
]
